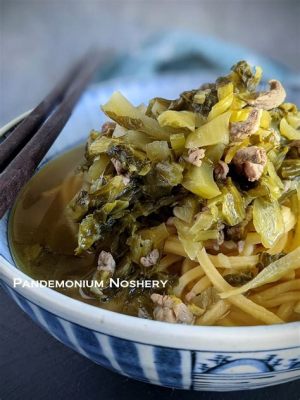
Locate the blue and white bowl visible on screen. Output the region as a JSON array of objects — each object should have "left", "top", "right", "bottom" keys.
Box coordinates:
[{"left": 0, "top": 74, "right": 299, "bottom": 391}]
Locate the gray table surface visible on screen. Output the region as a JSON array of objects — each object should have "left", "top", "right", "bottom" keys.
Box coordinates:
[{"left": 1, "top": 0, "right": 300, "bottom": 126}]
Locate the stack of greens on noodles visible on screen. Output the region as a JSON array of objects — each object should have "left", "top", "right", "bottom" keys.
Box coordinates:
[{"left": 68, "top": 61, "right": 300, "bottom": 325}]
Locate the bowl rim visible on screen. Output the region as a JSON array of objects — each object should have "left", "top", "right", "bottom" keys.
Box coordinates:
[{"left": 1, "top": 79, "right": 299, "bottom": 352}]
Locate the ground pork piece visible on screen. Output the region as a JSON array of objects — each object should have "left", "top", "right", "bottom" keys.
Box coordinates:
[
  {"left": 151, "top": 294, "right": 195, "bottom": 324},
  {"left": 214, "top": 160, "right": 229, "bottom": 181},
  {"left": 140, "top": 249, "right": 160, "bottom": 267},
  {"left": 111, "top": 158, "right": 130, "bottom": 185},
  {"left": 185, "top": 148, "right": 205, "bottom": 167},
  {"left": 237, "top": 240, "right": 245, "bottom": 254},
  {"left": 91, "top": 251, "right": 116, "bottom": 297},
  {"left": 97, "top": 251, "right": 116, "bottom": 274},
  {"left": 232, "top": 146, "right": 267, "bottom": 182},
  {"left": 246, "top": 80, "right": 286, "bottom": 110},
  {"left": 101, "top": 121, "right": 116, "bottom": 136},
  {"left": 111, "top": 158, "right": 124, "bottom": 175},
  {"left": 121, "top": 176, "right": 131, "bottom": 185},
  {"left": 243, "top": 162, "right": 264, "bottom": 182},
  {"left": 230, "top": 108, "right": 261, "bottom": 140}
]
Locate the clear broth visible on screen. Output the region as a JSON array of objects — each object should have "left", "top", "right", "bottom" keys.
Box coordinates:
[{"left": 9, "top": 146, "right": 130, "bottom": 313}]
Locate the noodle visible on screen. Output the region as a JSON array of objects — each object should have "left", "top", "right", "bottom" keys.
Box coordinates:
[
  {"left": 294, "top": 301, "right": 300, "bottom": 314},
  {"left": 164, "top": 237, "right": 186, "bottom": 257},
  {"left": 181, "top": 258, "right": 198, "bottom": 274},
  {"left": 208, "top": 254, "right": 259, "bottom": 269},
  {"left": 158, "top": 254, "right": 183, "bottom": 270},
  {"left": 255, "top": 292, "right": 300, "bottom": 308},
  {"left": 195, "top": 300, "right": 230, "bottom": 326},
  {"left": 251, "top": 279, "right": 300, "bottom": 300},
  {"left": 164, "top": 229, "right": 298, "bottom": 325},
  {"left": 173, "top": 265, "right": 204, "bottom": 296},
  {"left": 197, "top": 248, "right": 283, "bottom": 324},
  {"left": 277, "top": 302, "right": 296, "bottom": 321},
  {"left": 186, "top": 276, "right": 211, "bottom": 300}
]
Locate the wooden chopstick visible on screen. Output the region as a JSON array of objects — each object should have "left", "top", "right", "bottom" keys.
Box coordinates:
[{"left": 0, "top": 50, "right": 105, "bottom": 218}]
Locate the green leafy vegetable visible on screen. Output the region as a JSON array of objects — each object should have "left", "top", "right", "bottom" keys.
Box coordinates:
[
  {"left": 145, "top": 141, "right": 171, "bottom": 162},
  {"left": 185, "top": 111, "right": 231, "bottom": 148},
  {"left": 158, "top": 110, "right": 195, "bottom": 132},
  {"left": 182, "top": 162, "right": 221, "bottom": 199},
  {"left": 280, "top": 159, "right": 300, "bottom": 179},
  {"left": 102, "top": 91, "right": 169, "bottom": 140},
  {"left": 220, "top": 247, "right": 300, "bottom": 298},
  {"left": 221, "top": 179, "right": 246, "bottom": 226},
  {"left": 253, "top": 198, "right": 284, "bottom": 248}
]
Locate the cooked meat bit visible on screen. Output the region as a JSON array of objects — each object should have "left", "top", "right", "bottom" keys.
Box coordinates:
[
  {"left": 247, "top": 80, "right": 286, "bottom": 110},
  {"left": 217, "top": 223, "right": 225, "bottom": 245},
  {"left": 205, "top": 239, "right": 221, "bottom": 252},
  {"left": 151, "top": 294, "right": 195, "bottom": 324},
  {"left": 185, "top": 148, "right": 205, "bottom": 167},
  {"left": 111, "top": 158, "right": 123, "bottom": 175},
  {"left": 121, "top": 175, "right": 130, "bottom": 185},
  {"left": 97, "top": 251, "right": 116, "bottom": 274},
  {"left": 101, "top": 121, "right": 116, "bottom": 136},
  {"left": 111, "top": 158, "right": 130, "bottom": 185},
  {"left": 230, "top": 108, "right": 261, "bottom": 140},
  {"left": 91, "top": 251, "right": 116, "bottom": 297},
  {"left": 226, "top": 223, "right": 246, "bottom": 242},
  {"left": 243, "top": 162, "right": 265, "bottom": 182},
  {"left": 232, "top": 146, "right": 267, "bottom": 182},
  {"left": 214, "top": 160, "right": 229, "bottom": 181},
  {"left": 140, "top": 249, "right": 160, "bottom": 267},
  {"left": 237, "top": 240, "right": 245, "bottom": 254},
  {"left": 205, "top": 223, "right": 225, "bottom": 251}
]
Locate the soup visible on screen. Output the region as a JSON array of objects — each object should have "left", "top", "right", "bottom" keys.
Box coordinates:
[
  {"left": 9, "top": 146, "right": 134, "bottom": 313},
  {"left": 10, "top": 61, "right": 300, "bottom": 326}
]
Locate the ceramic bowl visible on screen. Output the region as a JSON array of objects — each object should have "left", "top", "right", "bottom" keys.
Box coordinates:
[{"left": 0, "top": 74, "right": 299, "bottom": 391}]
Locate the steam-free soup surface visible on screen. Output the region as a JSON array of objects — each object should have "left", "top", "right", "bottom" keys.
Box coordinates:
[{"left": 9, "top": 146, "right": 133, "bottom": 313}]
